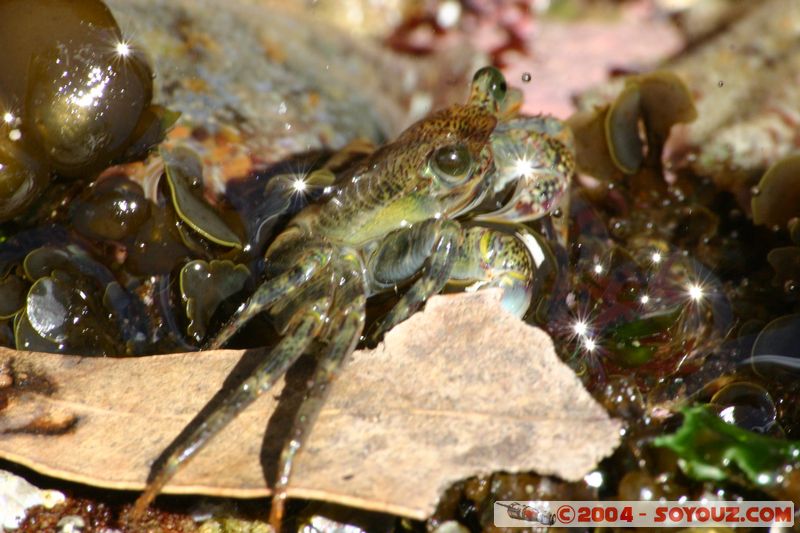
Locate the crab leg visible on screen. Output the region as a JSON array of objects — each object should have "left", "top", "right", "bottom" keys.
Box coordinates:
[
  {"left": 205, "top": 248, "right": 332, "bottom": 350},
  {"left": 131, "top": 294, "right": 332, "bottom": 520},
  {"left": 269, "top": 257, "right": 367, "bottom": 530},
  {"left": 448, "top": 226, "right": 538, "bottom": 318},
  {"left": 367, "top": 221, "right": 461, "bottom": 343}
]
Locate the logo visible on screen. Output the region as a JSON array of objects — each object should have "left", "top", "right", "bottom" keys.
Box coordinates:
[
  {"left": 494, "top": 500, "right": 794, "bottom": 528},
  {"left": 495, "top": 501, "right": 555, "bottom": 526}
]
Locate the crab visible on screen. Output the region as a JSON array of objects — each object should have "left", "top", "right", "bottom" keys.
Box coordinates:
[{"left": 131, "top": 66, "right": 575, "bottom": 529}]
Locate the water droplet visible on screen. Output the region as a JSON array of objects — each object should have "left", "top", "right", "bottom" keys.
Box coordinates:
[
  {"left": 551, "top": 207, "right": 562, "bottom": 218},
  {"left": 521, "top": 72, "right": 532, "bottom": 83},
  {"left": 718, "top": 80, "right": 724, "bottom": 87}
]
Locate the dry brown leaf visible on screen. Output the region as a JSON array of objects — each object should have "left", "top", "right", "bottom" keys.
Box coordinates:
[{"left": 0, "top": 291, "right": 620, "bottom": 519}]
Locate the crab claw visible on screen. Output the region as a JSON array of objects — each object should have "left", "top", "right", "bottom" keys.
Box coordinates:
[{"left": 475, "top": 116, "right": 575, "bottom": 223}]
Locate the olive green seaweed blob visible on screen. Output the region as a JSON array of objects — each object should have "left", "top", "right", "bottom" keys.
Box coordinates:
[{"left": 654, "top": 406, "right": 800, "bottom": 487}]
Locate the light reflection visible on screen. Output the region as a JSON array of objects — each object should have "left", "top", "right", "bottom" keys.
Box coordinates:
[
  {"left": 2, "top": 112, "right": 13, "bottom": 124},
  {"left": 436, "top": 0, "right": 462, "bottom": 28},
  {"left": 68, "top": 65, "right": 112, "bottom": 109},
  {"left": 584, "top": 471, "right": 603, "bottom": 488},
  {"left": 512, "top": 156, "right": 535, "bottom": 178},
  {"left": 719, "top": 406, "right": 736, "bottom": 424},
  {"left": 687, "top": 282, "right": 704, "bottom": 302},
  {"left": 651, "top": 251, "right": 663, "bottom": 264},
  {"left": 567, "top": 311, "right": 602, "bottom": 356},
  {"left": 556, "top": 296, "right": 612, "bottom": 361},
  {"left": 277, "top": 158, "right": 321, "bottom": 202},
  {"left": 115, "top": 41, "right": 131, "bottom": 57},
  {"left": 640, "top": 294, "right": 650, "bottom": 305},
  {"left": 291, "top": 177, "right": 308, "bottom": 193},
  {"left": 583, "top": 337, "right": 597, "bottom": 352},
  {"left": 566, "top": 308, "right": 597, "bottom": 343},
  {"left": 573, "top": 319, "right": 588, "bottom": 337}
]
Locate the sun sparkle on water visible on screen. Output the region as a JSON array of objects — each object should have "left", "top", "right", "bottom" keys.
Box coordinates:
[
  {"left": 573, "top": 319, "right": 588, "bottom": 337},
  {"left": 291, "top": 177, "right": 308, "bottom": 193},
  {"left": 115, "top": 41, "right": 131, "bottom": 57},
  {"left": 687, "top": 282, "right": 704, "bottom": 301},
  {"left": 584, "top": 337, "right": 597, "bottom": 352}
]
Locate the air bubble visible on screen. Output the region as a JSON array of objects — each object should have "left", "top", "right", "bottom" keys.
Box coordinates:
[
  {"left": 718, "top": 80, "right": 724, "bottom": 87},
  {"left": 521, "top": 72, "right": 532, "bottom": 83}
]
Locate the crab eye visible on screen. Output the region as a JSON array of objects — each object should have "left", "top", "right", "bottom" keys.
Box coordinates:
[
  {"left": 430, "top": 143, "right": 473, "bottom": 184},
  {"left": 472, "top": 66, "right": 508, "bottom": 104}
]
